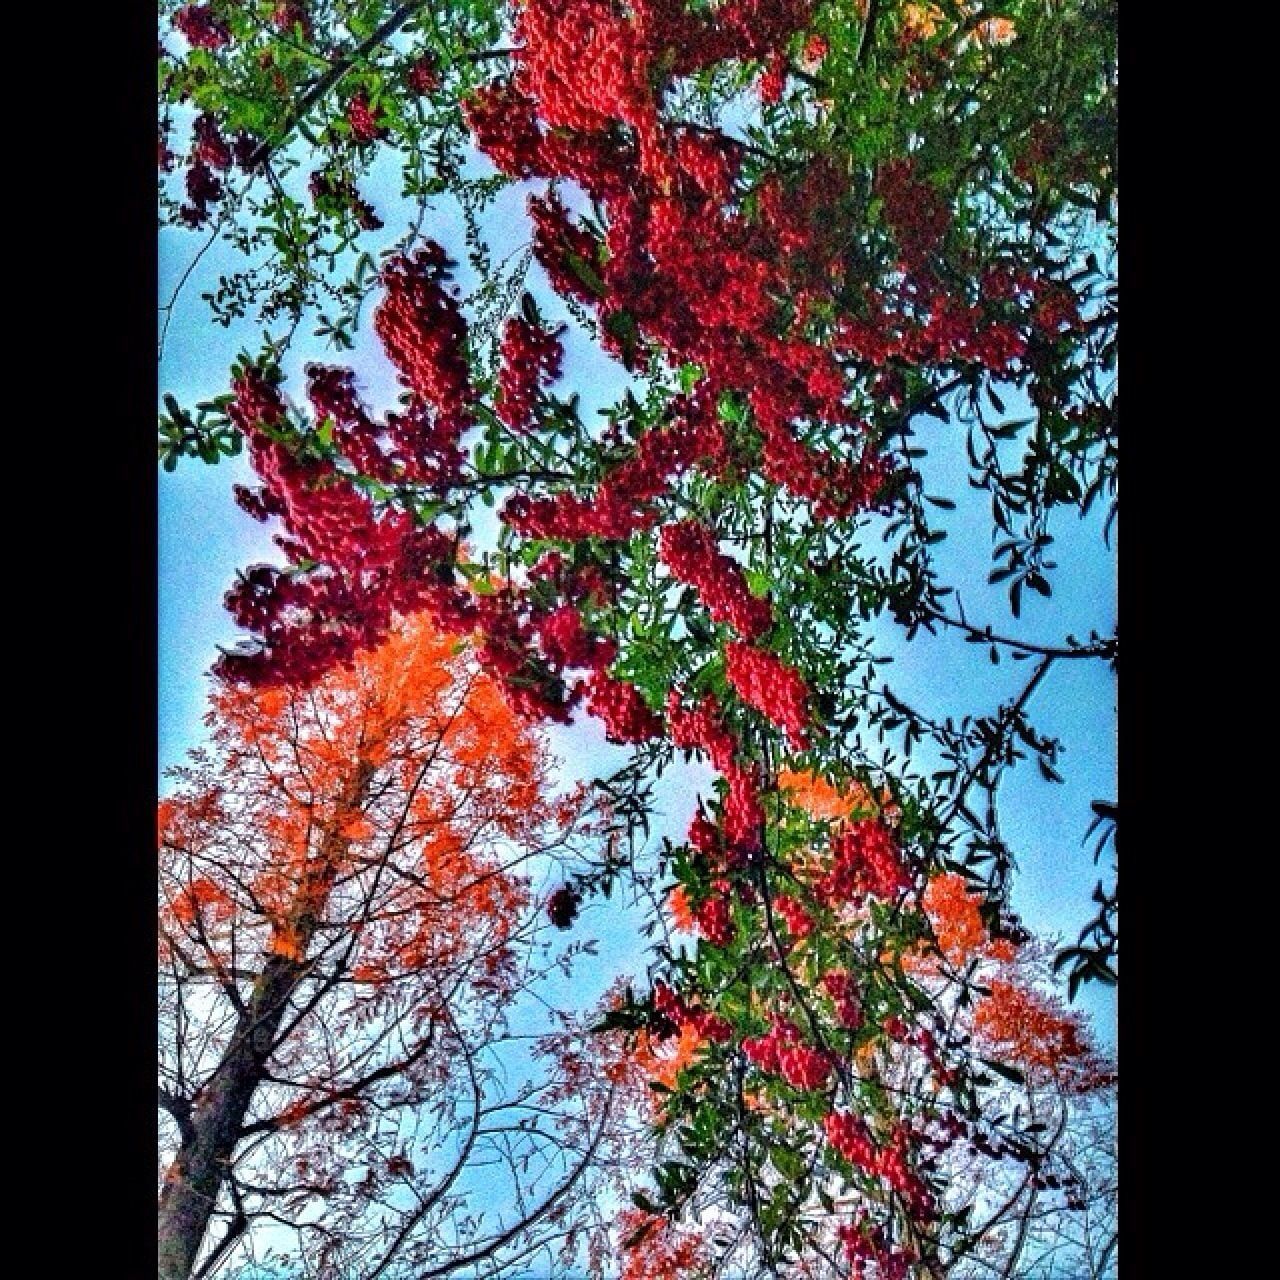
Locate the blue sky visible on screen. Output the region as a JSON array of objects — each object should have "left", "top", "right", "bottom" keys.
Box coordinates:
[{"left": 159, "top": 137, "right": 1117, "bottom": 1048}]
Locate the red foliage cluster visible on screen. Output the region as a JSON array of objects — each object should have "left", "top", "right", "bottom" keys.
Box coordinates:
[
  {"left": 664, "top": 691, "right": 765, "bottom": 856},
  {"left": 724, "top": 640, "right": 813, "bottom": 750},
  {"left": 743, "top": 1017, "right": 833, "bottom": 1091},
  {"left": 181, "top": 161, "right": 224, "bottom": 228},
  {"left": 496, "top": 315, "right": 565, "bottom": 432},
  {"left": 658, "top": 521, "right": 772, "bottom": 640},
  {"left": 838, "top": 1214, "right": 916, "bottom": 1280},
  {"left": 464, "top": 0, "right": 896, "bottom": 527},
  {"left": 172, "top": 4, "right": 230, "bottom": 49},
  {"left": 193, "top": 113, "right": 232, "bottom": 172},
  {"left": 536, "top": 603, "right": 617, "bottom": 672},
  {"left": 818, "top": 818, "right": 913, "bottom": 904},
  {"left": 271, "top": 3, "right": 312, "bottom": 38},
  {"left": 652, "top": 980, "right": 732, "bottom": 1044}
]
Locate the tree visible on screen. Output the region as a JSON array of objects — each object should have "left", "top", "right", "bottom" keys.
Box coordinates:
[
  {"left": 158, "top": 614, "right": 613, "bottom": 1280},
  {"left": 544, "top": 853, "right": 1115, "bottom": 1279},
  {"left": 159, "top": 2, "right": 1118, "bottom": 1275}
]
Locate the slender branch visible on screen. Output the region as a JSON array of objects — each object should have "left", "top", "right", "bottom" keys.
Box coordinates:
[
  {"left": 415, "top": 1083, "right": 618, "bottom": 1278},
  {"left": 923, "top": 606, "right": 1118, "bottom": 661},
  {"left": 858, "top": 0, "right": 883, "bottom": 67},
  {"left": 158, "top": 220, "right": 223, "bottom": 359},
  {"left": 247, "top": 2, "right": 428, "bottom": 169}
]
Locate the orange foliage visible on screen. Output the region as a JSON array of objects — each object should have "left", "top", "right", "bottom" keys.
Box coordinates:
[
  {"left": 901, "top": 3, "right": 944, "bottom": 43},
  {"left": 169, "top": 875, "right": 234, "bottom": 926},
  {"left": 666, "top": 885, "right": 695, "bottom": 933},
  {"left": 160, "top": 611, "right": 570, "bottom": 996},
  {"left": 913, "top": 874, "right": 1115, "bottom": 1095},
  {"left": 635, "top": 1023, "right": 704, "bottom": 1105},
  {"left": 921, "top": 872, "right": 988, "bottom": 966},
  {"left": 974, "top": 17, "right": 1017, "bottom": 47},
  {"left": 973, "top": 979, "right": 1116, "bottom": 1095},
  {"left": 614, "top": 1210, "right": 709, "bottom": 1280},
  {"left": 778, "top": 768, "right": 870, "bottom": 822}
]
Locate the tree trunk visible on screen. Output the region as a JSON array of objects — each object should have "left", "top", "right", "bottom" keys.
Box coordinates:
[
  {"left": 158, "top": 763, "right": 372, "bottom": 1279},
  {"left": 157, "top": 949, "right": 306, "bottom": 1279}
]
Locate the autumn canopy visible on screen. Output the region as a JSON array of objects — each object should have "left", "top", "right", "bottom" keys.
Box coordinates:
[{"left": 158, "top": 2, "right": 1118, "bottom": 1278}]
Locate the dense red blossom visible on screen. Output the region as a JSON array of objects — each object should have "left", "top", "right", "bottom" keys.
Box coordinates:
[
  {"left": 465, "top": 0, "right": 903, "bottom": 526},
  {"left": 585, "top": 672, "right": 663, "bottom": 743},
  {"left": 536, "top": 603, "right": 616, "bottom": 672},
  {"left": 464, "top": 80, "right": 548, "bottom": 180},
  {"left": 758, "top": 53, "right": 787, "bottom": 104},
  {"left": 345, "top": 91, "right": 385, "bottom": 143},
  {"left": 504, "top": 409, "right": 725, "bottom": 541},
  {"left": 875, "top": 156, "right": 951, "bottom": 269},
  {"left": 193, "top": 113, "right": 232, "bottom": 171},
  {"left": 693, "top": 891, "right": 735, "bottom": 947},
  {"left": 658, "top": 521, "right": 772, "bottom": 640},
  {"left": 407, "top": 52, "right": 440, "bottom": 95},
  {"left": 173, "top": 4, "right": 230, "bottom": 49},
  {"left": 819, "top": 818, "right": 913, "bottom": 904},
  {"left": 724, "top": 640, "right": 813, "bottom": 750},
  {"left": 374, "top": 246, "right": 475, "bottom": 427},
  {"left": 496, "top": 315, "right": 564, "bottom": 432},
  {"left": 666, "top": 691, "right": 739, "bottom": 776},
  {"left": 824, "top": 1110, "right": 878, "bottom": 1171},
  {"left": 215, "top": 368, "right": 465, "bottom": 688},
  {"left": 875, "top": 1129, "right": 937, "bottom": 1219},
  {"left": 744, "top": 1017, "right": 832, "bottom": 1091},
  {"left": 723, "top": 763, "right": 764, "bottom": 853},
  {"left": 821, "top": 970, "right": 863, "bottom": 1029},
  {"left": 772, "top": 892, "right": 813, "bottom": 941}
]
